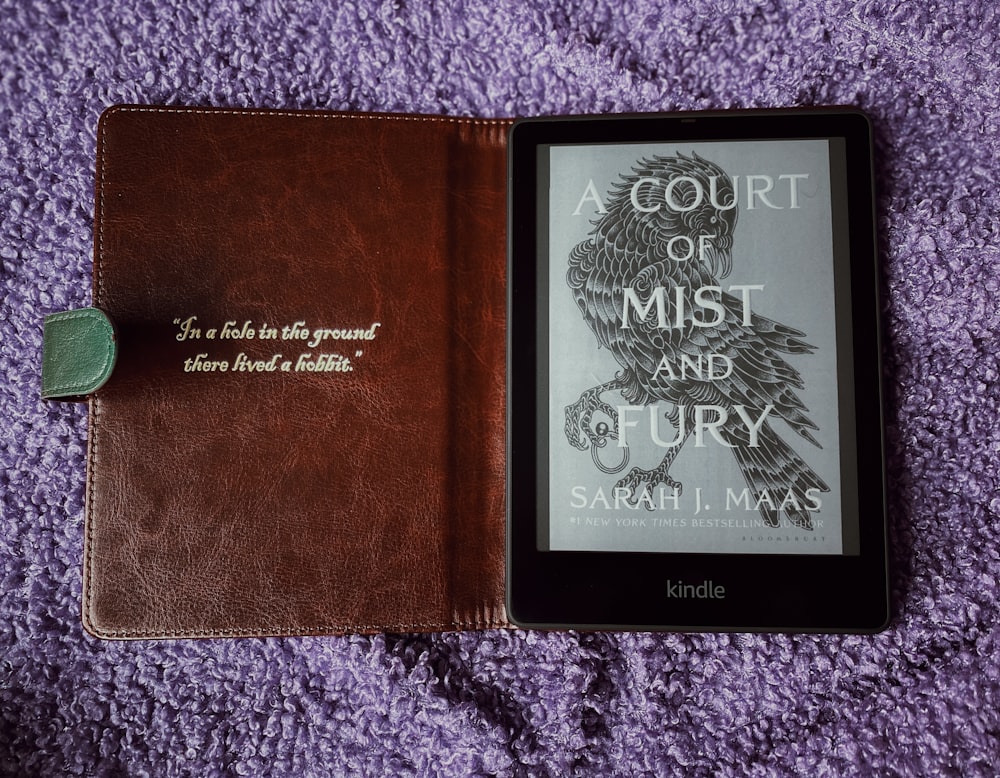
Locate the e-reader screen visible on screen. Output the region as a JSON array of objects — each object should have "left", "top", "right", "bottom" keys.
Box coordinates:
[{"left": 541, "top": 138, "right": 857, "bottom": 555}]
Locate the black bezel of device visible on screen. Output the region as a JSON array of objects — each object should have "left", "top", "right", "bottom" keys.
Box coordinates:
[{"left": 506, "top": 108, "right": 889, "bottom": 633}]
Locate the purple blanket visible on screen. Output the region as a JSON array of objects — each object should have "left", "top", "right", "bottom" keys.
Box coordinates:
[{"left": 2, "top": 1, "right": 998, "bottom": 774}]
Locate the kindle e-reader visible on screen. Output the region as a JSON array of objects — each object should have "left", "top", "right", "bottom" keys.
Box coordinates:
[{"left": 506, "top": 108, "right": 889, "bottom": 632}]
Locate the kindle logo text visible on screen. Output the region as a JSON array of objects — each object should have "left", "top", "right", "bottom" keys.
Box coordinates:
[{"left": 666, "top": 579, "right": 726, "bottom": 599}]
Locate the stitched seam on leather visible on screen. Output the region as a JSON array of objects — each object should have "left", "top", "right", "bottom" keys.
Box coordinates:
[
  {"left": 83, "top": 112, "right": 110, "bottom": 637},
  {"left": 85, "top": 105, "right": 512, "bottom": 639},
  {"left": 83, "top": 395, "right": 100, "bottom": 637},
  {"left": 108, "top": 103, "right": 513, "bottom": 127},
  {"left": 85, "top": 619, "right": 512, "bottom": 639}
]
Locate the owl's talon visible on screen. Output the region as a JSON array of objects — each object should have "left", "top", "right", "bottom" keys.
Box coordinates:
[
  {"left": 616, "top": 463, "right": 683, "bottom": 509},
  {"left": 564, "top": 382, "right": 621, "bottom": 451}
]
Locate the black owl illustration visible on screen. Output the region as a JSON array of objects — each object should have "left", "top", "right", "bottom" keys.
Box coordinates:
[{"left": 564, "top": 152, "right": 828, "bottom": 529}]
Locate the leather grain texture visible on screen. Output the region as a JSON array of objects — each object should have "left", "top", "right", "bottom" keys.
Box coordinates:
[{"left": 85, "top": 105, "right": 511, "bottom": 638}]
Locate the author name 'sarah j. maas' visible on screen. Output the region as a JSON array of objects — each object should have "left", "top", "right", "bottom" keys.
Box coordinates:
[{"left": 568, "top": 483, "right": 824, "bottom": 517}]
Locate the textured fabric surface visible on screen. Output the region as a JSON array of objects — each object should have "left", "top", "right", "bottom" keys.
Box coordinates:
[{"left": 2, "top": 0, "right": 998, "bottom": 775}]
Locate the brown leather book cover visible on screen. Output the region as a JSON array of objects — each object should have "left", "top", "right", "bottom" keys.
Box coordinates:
[{"left": 84, "top": 105, "right": 511, "bottom": 638}]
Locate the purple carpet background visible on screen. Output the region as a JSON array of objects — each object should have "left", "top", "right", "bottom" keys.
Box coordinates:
[{"left": 2, "top": 0, "right": 998, "bottom": 775}]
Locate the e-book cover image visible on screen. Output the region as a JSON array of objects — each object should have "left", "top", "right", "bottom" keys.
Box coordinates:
[{"left": 546, "top": 139, "right": 847, "bottom": 555}]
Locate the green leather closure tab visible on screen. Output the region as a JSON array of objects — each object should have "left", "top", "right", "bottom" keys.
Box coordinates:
[{"left": 41, "top": 308, "right": 118, "bottom": 400}]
